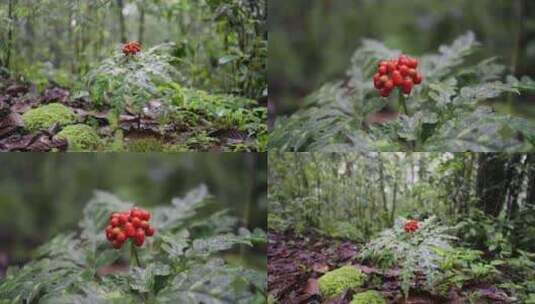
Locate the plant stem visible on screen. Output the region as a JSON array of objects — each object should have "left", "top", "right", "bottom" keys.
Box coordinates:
[
  {"left": 399, "top": 93, "right": 409, "bottom": 116},
  {"left": 131, "top": 241, "right": 142, "bottom": 267}
]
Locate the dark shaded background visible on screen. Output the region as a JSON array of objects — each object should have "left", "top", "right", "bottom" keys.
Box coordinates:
[
  {"left": 269, "top": 0, "right": 535, "bottom": 119},
  {"left": 0, "top": 153, "right": 266, "bottom": 271}
]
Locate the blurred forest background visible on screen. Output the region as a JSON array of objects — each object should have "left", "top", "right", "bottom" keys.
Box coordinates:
[
  {"left": 269, "top": 0, "right": 535, "bottom": 122},
  {"left": 0, "top": 153, "right": 267, "bottom": 276},
  {"left": 269, "top": 152, "right": 535, "bottom": 251},
  {"left": 0, "top": 0, "right": 267, "bottom": 99}
]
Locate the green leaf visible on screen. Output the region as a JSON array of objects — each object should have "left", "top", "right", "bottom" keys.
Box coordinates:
[
  {"left": 129, "top": 263, "right": 171, "bottom": 293},
  {"left": 423, "top": 31, "right": 479, "bottom": 80},
  {"left": 187, "top": 233, "right": 253, "bottom": 258},
  {"left": 160, "top": 230, "right": 190, "bottom": 259},
  {"left": 458, "top": 81, "right": 519, "bottom": 104},
  {"left": 156, "top": 259, "right": 264, "bottom": 304},
  {"left": 425, "top": 107, "right": 535, "bottom": 151},
  {"left": 428, "top": 78, "right": 457, "bottom": 107}
]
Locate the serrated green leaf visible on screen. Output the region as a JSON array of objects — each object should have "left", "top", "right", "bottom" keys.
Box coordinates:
[{"left": 156, "top": 259, "right": 264, "bottom": 304}]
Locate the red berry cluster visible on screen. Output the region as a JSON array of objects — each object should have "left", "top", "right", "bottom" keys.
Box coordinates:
[
  {"left": 122, "top": 41, "right": 141, "bottom": 56},
  {"left": 105, "top": 207, "right": 155, "bottom": 249},
  {"left": 403, "top": 219, "right": 419, "bottom": 233},
  {"left": 373, "top": 55, "right": 423, "bottom": 97}
]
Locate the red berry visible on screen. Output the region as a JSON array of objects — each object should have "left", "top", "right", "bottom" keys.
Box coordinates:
[
  {"left": 402, "top": 78, "right": 413, "bottom": 94},
  {"left": 378, "top": 65, "right": 387, "bottom": 75},
  {"left": 134, "top": 237, "right": 144, "bottom": 247},
  {"left": 374, "top": 79, "right": 383, "bottom": 89},
  {"left": 384, "top": 80, "right": 394, "bottom": 90},
  {"left": 378, "top": 60, "right": 388, "bottom": 67},
  {"left": 145, "top": 227, "right": 155, "bottom": 236},
  {"left": 119, "top": 214, "right": 128, "bottom": 225},
  {"left": 408, "top": 68, "right": 417, "bottom": 78},
  {"left": 140, "top": 221, "right": 149, "bottom": 230},
  {"left": 106, "top": 230, "right": 114, "bottom": 241},
  {"left": 414, "top": 73, "right": 422, "bottom": 84},
  {"left": 391, "top": 70, "right": 403, "bottom": 86},
  {"left": 112, "top": 227, "right": 122, "bottom": 237},
  {"left": 379, "top": 87, "right": 391, "bottom": 97},
  {"left": 112, "top": 239, "right": 123, "bottom": 249},
  {"left": 139, "top": 210, "right": 150, "bottom": 221},
  {"left": 407, "top": 58, "right": 418, "bottom": 68},
  {"left": 110, "top": 217, "right": 119, "bottom": 227},
  {"left": 131, "top": 217, "right": 142, "bottom": 228},
  {"left": 116, "top": 232, "right": 126, "bottom": 242},
  {"left": 387, "top": 62, "right": 396, "bottom": 73},
  {"left": 399, "top": 65, "right": 409, "bottom": 77},
  {"left": 379, "top": 75, "right": 389, "bottom": 84},
  {"left": 134, "top": 229, "right": 145, "bottom": 246},
  {"left": 398, "top": 55, "right": 409, "bottom": 66},
  {"left": 373, "top": 73, "right": 380, "bottom": 82},
  {"left": 124, "top": 223, "right": 136, "bottom": 237}
]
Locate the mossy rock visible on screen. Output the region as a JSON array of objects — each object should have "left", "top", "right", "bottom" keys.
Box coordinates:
[
  {"left": 126, "top": 138, "right": 165, "bottom": 152},
  {"left": 350, "top": 290, "right": 386, "bottom": 304},
  {"left": 318, "top": 265, "right": 366, "bottom": 299},
  {"left": 22, "top": 103, "right": 76, "bottom": 132},
  {"left": 55, "top": 124, "right": 100, "bottom": 151}
]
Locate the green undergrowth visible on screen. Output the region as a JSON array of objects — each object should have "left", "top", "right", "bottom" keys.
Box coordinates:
[
  {"left": 359, "top": 216, "right": 535, "bottom": 302},
  {"left": 81, "top": 43, "right": 266, "bottom": 151}
]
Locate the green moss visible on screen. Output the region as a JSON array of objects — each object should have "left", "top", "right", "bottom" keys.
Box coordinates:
[
  {"left": 318, "top": 266, "right": 366, "bottom": 299},
  {"left": 55, "top": 124, "right": 100, "bottom": 151},
  {"left": 22, "top": 103, "right": 76, "bottom": 132},
  {"left": 350, "top": 291, "right": 386, "bottom": 304},
  {"left": 126, "top": 138, "right": 165, "bottom": 152}
]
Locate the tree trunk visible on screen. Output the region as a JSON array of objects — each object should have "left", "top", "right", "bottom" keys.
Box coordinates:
[
  {"left": 378, "top": 155, "right": 388, "bottom": 213},
  {"left": 6, "top": 0, "right": 15, "bottom": 69},
  {"left": 526, "top": 154, "right": 535, "bottom": 205},
  {"left": 138, "top": 4, "right": 145, "bottom": 44},
  {"left": 117, "top": 0, "right": 127, "bottom": 43},
  {"left": 505, "top": 154, "right": 523, "bottom": 219},
  {"left": 476, "top": 153, "right": 507, "bottom": 217},
  {"left": 391, "top": 169, "right": 398, "bottom": 225}
]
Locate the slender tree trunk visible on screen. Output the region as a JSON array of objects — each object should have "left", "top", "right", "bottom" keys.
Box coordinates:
[
  {"left": 138, "top": 4, "right": 145, "bottom": 44},
  {"left": 5, "top": 0, "right": 15, "bottom": 69},
  {"left": 505, "top": 154, "right": 523, "bottom": 219},
  {"left": 378, "top": 155, "right": 388, "bottom": 213},
  {"left": 391, "top": 170, "right": 398, "bottom": 225},
  {"left": 476, "top": 153, "right": 507, "bottom": 217},
  {"left": 526, "top": 154, "right": 535, "bottom": 205},
  {"left": 117, "top": 0, "right": 127, "bottom": 42},
  {"left": 462, "top": 154, "right": 474, "bottom": 214}
]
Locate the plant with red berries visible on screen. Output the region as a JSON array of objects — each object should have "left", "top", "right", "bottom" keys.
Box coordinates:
[
  {"left": 360, "top": 217, "right": 456, "bottom": 298},
  {"left": 373, "top": 55, "right": 423, "bottom": 116},
  {"left": 85, "top": 43, "right": 179, "bottom": 114},
  {"left": 122, "top": 41, "right": 141, "bottom": 56},
  {"left": 0, "top": 186, "right": 267, "bottom": 303},
  {"left": 373, "top": 55, "right": 422, "bottom": 97},
  {"left": 105, "top": 207, "right": 155, "bottom": 266},
  {"left": 403, "top": 219, "right": 419, "bottom": 233},
  {"left": 270, "top": 31, "right": 535, "bottom": 152}
]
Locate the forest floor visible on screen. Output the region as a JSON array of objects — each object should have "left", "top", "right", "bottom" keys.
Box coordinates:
[
  {"left": 268, "top": 230, "right": 513, "bottom": 304},
  {"left": 0, "top": 77, "right": 265, "bottom": 152}
]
